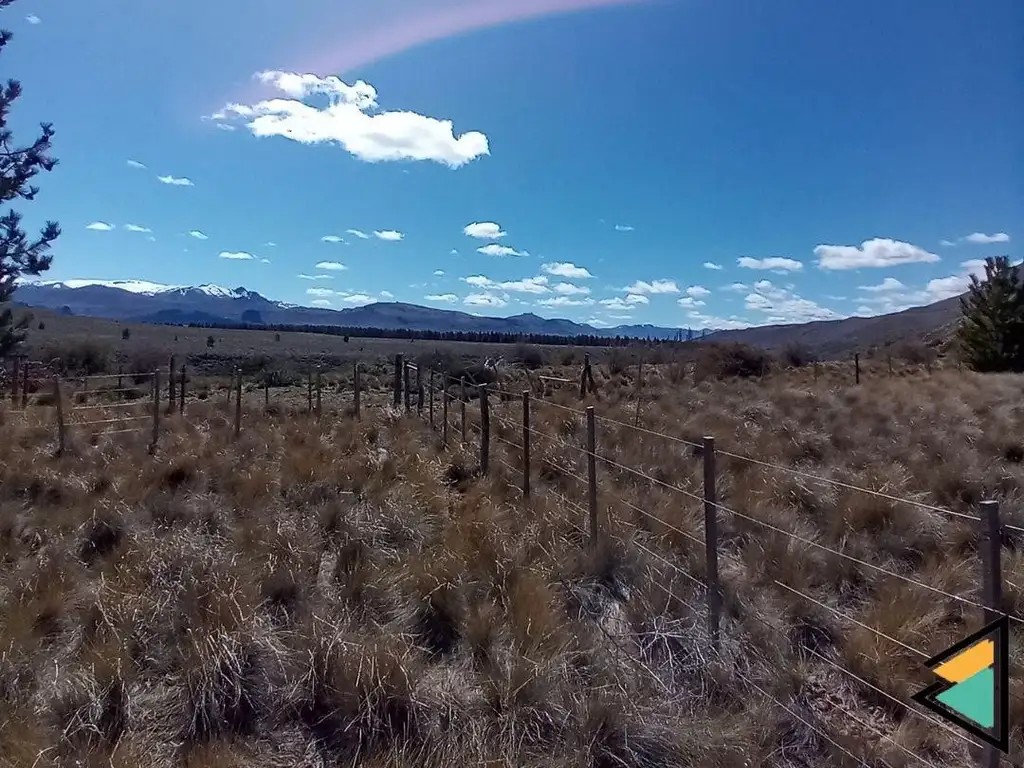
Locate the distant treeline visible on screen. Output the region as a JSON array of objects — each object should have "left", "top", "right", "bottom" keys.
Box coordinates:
[{"left": 181, "top": 320, "right": 704, "bottom": 347}]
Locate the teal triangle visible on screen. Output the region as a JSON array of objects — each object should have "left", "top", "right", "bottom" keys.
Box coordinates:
[{"left": 935, "top": 667, "right": 994, "bottom": 729}]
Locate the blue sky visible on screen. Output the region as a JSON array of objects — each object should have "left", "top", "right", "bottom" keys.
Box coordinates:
[{"left": 6, "top": 0, "right": 1021, "bottom": 329}]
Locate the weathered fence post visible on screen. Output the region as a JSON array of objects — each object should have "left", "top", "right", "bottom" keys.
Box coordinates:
[
  {"left": 264, "top": 374, "right": 269, "bottom": 410},
  {"left": 416, "top": 364, "right": 423, "bottom": 416},
  {"left": 21, "top": 359, "right": 29, "bottom": 409},
  {"left": 703, "top": 436, "right": 721, "bottom": 651},
  {"left": 394, "top": 354, "right": 403, "bottom": 407},
  {"left": 307, "top": 370, "right": 313, "bottom": 414},
  {"left": 117, "top": 365, "right": 123, "bottom": 398},
  {"left": 404, "top": 363, "right": 411, "bottom": 412},
  {"left": 54, "top": 376, "right": 65, "bottom": 455},
  {"left": 234, "top": 369, "right": 242, "bottom": 438},
  {"left": 479, "top": 383, "right": 490, "bottom": 474},
  {"left": 442, "top": 387, "right": 449, "bottom": 446},
  {"left": 634, "top": 359, "right": 643, "bottom": 427},
  {"left": 979, "top": 499, "right": 1004, "bottom": 768},
  {"left": 11, "top": 355, "right": 19, "bottom": 406},
  {"left": 179, "top": 364, "right": 186, "bottom": 416},
  {"left": 580, "top": 354, "right": 589, "bottom": 399},
  {"left": 81, "top": 376, "right": 88, "bottom": 405},
  {"left": 814, "top": 361, "right": 819, "bottom": 383},
  {"left": 353, "top": 362, "right": 361, "bottom": 420},
  {"left": 150, "top": 370, "right": 160, "bottom": 454},
  {"left": 854, "top": 353, "right": 861, "bottom": 385},
  {"left": 460, "top": 377, "right": 467, "bottom": 445},
  {"left": 429, "top": 369, "right": 435, "bottom": 429},
  {"left": 316, "top": 367, "right": 322, "bottom": 420},
  {"left": 586, "top": 406, "right": 598, "bottom": 546},
  {"left": 168, "top": 355, "right": 176, "bottom": 413},
  {"left": 522, "top": 390, "right": 531, "bottom": 499}
]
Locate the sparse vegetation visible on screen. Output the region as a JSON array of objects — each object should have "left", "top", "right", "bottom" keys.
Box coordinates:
[{"left": 1, "top": 356, "right": 1022, "bottom": 766}]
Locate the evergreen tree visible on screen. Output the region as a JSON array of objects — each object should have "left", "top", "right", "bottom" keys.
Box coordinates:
[
  {"left": 955, "top": 255, "right": 1024, "bottom": 372},
  {"left": 0, "top": 0, "right": 60, "bottom": 356}
]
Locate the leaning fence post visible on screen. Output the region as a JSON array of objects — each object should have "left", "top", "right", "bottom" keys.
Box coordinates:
[
  {"left": 179, "top": 364, "right": 186, "bottom": 416},
  {"left": 979, "top": 499, "right": 1004, "bottom": 768},
  {"left": 442, "top": 385, "right": 450, "bottom": 446},
  {"left": 460, "top": 377, "right": 467, "bottom": 445},
  {"left": 394, "top": 354, "right": 403, "bottom": 407},
  {"left": 353, "top": 362, "right": 361, "bottom": 420},
  {"left": 586, "top": 406, "right": 598, "bottom": 546},
  {"left": 404, "top": 363, "right": 411, "bottom": 412},
  {"left": 54, "top": 376, "right": 65, "bottom": 455},
  {"left": 416, "top": 364, "right": 423, "bottom": 416},
  {"left": 21, "top": 359, "right": 28, "bottom": 409},
  {"left": 854, "top": 353, "right": 861, "bottom": 385},
  {"left": 479, "top": 383, "right": 490, "bottom": 474},
  {"left": 703, "top": 436, "right": 721, "bottom": 651},
  {"left": 234, "top": 369, "right": 242, "bottom": 438},
  {"left": 11, "top": 355, "right": 19, "bottom": 406},
  {"left": 579, "top": 354, "right": 589, "bottom": 400},
  {"left": 522, "top": 390, "right": 531, "bottom": 499},
  {"left": 150, "top": 370, "right": 160, "bottom": 454},
  {"left": 168, "top": 355, "right": 176, "bottom": 413},
  {"left": 429, "top": 369, "right": 435, "bottom": 429},
  {"left": 316, "top": 367, "right": 322, "bottom": 420}
]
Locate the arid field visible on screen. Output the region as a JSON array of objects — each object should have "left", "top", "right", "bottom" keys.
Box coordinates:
[{"left": 1, "top": 355, "right": 1022, "bottom": 767}]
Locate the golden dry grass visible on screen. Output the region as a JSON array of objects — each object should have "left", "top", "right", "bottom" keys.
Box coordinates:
[{"left": 1, "top": 363, "right": 1022, "bottom": 767}]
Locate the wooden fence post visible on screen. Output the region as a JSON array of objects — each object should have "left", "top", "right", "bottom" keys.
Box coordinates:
[
  {"left": 429, "top": 369, "right": 435, "bottom": 429},
  {"left": 404, "top": 363, "right": 411, "bottom": 412},
  {"left": 150, "top": 370, "right": 160, "bottom": 454},
  {"left": 307, "top": 370, "right": 313, "bottom": 414},
  {"left": 979, "top": 499, "right": 1004, "bottom": 768},
  {"left": 54, "top": 376, "right": 65, "bottom": 455},
  {"left": 353, "top": 362, "right": 361, "bottom": 420},
  {"left": 11, "top": 355, "right": 19, "bottom": 406},
  {"left": 264, "top": 374, "right": 269, "bottom": 410},
  {"left": 416, "top": 364, "right": 423, "bottom": 416},
  {"left": 442, "top": 388, "right": 450, "bottom": 445},
  {"left": 82, "top": 376, "right": 88, "bottom": 405},
  {"left": 117, "top": 365, "right": 123, "bottom": 398},
  {"left": 703, "top": 436, "right": 721, "bottom": 651},
  {"left": 394, "top": 354, "right": 403, "bottom": 407},
  {"left": 579, "top": 353, "right": 589, "bottom": 399},
  {"left": 21, "top": 359, "right": 28, "bottom": 409},
  {"left": 179, "top": 364, "right": 186, "bottom": 416},
  {"left": 522, "top": 390, "right": 531, "bottom": 499},
  {"left": 854, "top": 353, "right": 861, "bottom": 385},
  {"left": 316, "top": 367, "right": 322, "bottom": 420},
  {"left": 479, "top": 384, "right": 490, "bottom": 474},
  {"left": 586, "top": 406, "right": 598, "bottom": 546},
  {"left": 234, "top": 369, "right": 242, "bottom": 438},
  {"left": 460, "top": 377, "right": 467, "bottom": 445},
  {"left": 634, "top": 360, "right": 643, "bottom": 427},
  {"left": 168, "top": 355, "right": 176, "bottom": 413}
]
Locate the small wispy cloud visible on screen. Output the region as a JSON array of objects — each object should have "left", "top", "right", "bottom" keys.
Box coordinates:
[
  {"left": 964, "top": 232, "right": 1010, "bottom": 244},
  {"left": 298, "top": 273, "right": 335, "bottom": 280},
  {"left": 306, "top": 287, "right": 336, "bottom": 298},
  {"left": 346, "top": 229, "right": 370, "bottom": 239},
  {"left": 265, "top": 242, "right": 277, "bottom": 247},
  {"left": 703, "top": 262, "right": 724, "bottom": 270},
  {"left": 737, "top": 256, "right": 803, "bottom": 272},
  {"left": 321, "top": 235, "right": 344, "bottom": 243},
  {"left": 315, "top": 261, "right": 348, "bottom": 271},
  {"left": 219, "top": 251, "right": 255, "bottom": 260},
  {"left": 157, "top": 174, "right": 194, "bottom": 186},
  {"left": 478, "top": 243, "right": 528, "bottom": 257},
  {"left": 623, "top": 279, "right": 678, "bottom": 294},
  {"left": 189, "top": 230, "right": 208, "bottom": 240},
  {"left": 127, "top": 159, "right": 146, "bottom": 169},
  {"left": 380, "top": 290, "right": 394, "bottom": 298},
  {"left": 374, "top": 230, "right": 404, "bottom": 241},
  {"left": 542, "top": 262, "right": 593, "bottom": 279},
  {"left": 614, "top": 224, "right": 634, "bottom": 232},
  {"left": 86, "top": 222, "right": 115, "bottom": 231},
  {"left": 433, "top": 270, "right": 445, "bottom": 277},
  {"left": 124, "top": 224, "right": 151, "bottom": 233},
  {"left": 25, "top": 14, "right": 41, "bottom": 24},
  {"left": 215, "top": 124, "right": 237, "bottom": 132},
  {"left": 311, "top": 299, "right": 332, "bottom": 307},
  {"left": 463, "top": 222, "right": 506, "bottom": 239},
  {"left": 340, "top": 293, "right": 374, "bottom": 305}
]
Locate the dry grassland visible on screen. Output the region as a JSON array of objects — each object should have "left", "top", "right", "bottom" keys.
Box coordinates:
[{"left": 1, "top": 362, "right": 1022, "bottom": 767}]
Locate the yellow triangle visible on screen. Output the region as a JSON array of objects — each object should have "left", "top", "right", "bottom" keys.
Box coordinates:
[{"left": 933, "top": 639, "right": 994, "bottom": 683}]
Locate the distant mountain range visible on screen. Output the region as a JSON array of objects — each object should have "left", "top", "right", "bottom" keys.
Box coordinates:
[
  {"left": 11, "top": 279, "right": 695, "bottom": 340},
  {"left": 10, "top": 277, "right": 970, "bottom": 356}
]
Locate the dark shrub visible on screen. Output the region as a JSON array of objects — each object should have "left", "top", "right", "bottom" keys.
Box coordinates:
[
  {"left": 695, "top": 343, "right": 774, "bottom": 380},
  {"left": 781, "top": 342, "right": 816, "bottom": 368},
  {"left": 513, "top": 343, "right": 546, "bottom": 370}
]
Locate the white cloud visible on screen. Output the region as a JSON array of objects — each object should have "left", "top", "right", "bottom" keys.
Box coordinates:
[
  {"left": 599, "top": 297, "right": 633, "bottom": 311},
  {"left": 541, "top": 262, "right": 593, "bottom": 279},
  {"left": 124, "top": 224, "right": 151, "bottom": 233},
  {"left": 626, "top": 294, "right": 649, "bottom": 305},
  {"left": 340, "top": 293, "right": 374, "bottom": 305},
  {"left": 477, "top": 243, "right": 528, "bottom": 257},
  {"left": 425, "top": 293, "right": 458, "bottom": 303},
  {"left": 215, "top": 123, "right": 237, "bottom": 132},
  {"left": 306, "top": 287, "right": 336, "bottom": 297},
  {"left": 537, "top": 296, "right": 594, "bottom": 307},
  {"left": 703, "top": 262, "right": 723, "bottom": 270},
  {"left": 315, "top": 261, "right": 348, "bottom": 271},
  {"left": 743, "top": 280, "right": 838, "bottom": 323},
  {"left": 722, "top": 282, "right": 747, "bottom": 293},
  {"left": 298, "top": 273, "right": 334, "bottom": 280},
  {"left": 686, "top": 285, "right": 711, "bottom": 298},
  {"left": 219, "top": 251, "right": 256, "bottom": 260},
  {"left": 607, "top": 314, "right": 633, "bottom": 320},
  {"left": 346, "top": 229, "right": 369, "bottom": 239},
  {"left": 321, "top": 234, "right": 344, "bottom": 243},
  {"left": 449, "top": 249, "right": 459, "bottom": 256},
  {"left": 677, "top": 297, "right": 706, "bottom": 309},
  {"left": 265, "top": 241, "right": 277, "bottom": 247},
  {"left": 86, "top": 222, "right": 114, "bottom": 231},
  {"left": 461, "top": 275, "right": 549, "bottom": 294},
  {"left": 964, "top": 232, "right": 1010, "bottom": 244},
  {"left": 623, "top": 279, "right": 679, "bottom": 294},
  {"left": 463, "top": 222, "right": 506, "bottom": 239},
  {"left": 939, "top": 239, "right": 956, "bottom": 247},
  {"left": 586, "top": 317, "right": 611, "bottom": 328},
  {"left": 157, "top": 175, "right": 194, "bottom": 186},
  {"left": 25, "top": 15, "right": 40, "bottom": 24},
  {"left": 211, "top": 70, "right": 489, "bottom": 168},
  {"left": 737, "top": 256, "right": 803, "bottom": 272},
  {"left": 464, "top": 293, "right": 508, "bottom": 308},
  {"left": 374, "top": 229, "right": 403, "bottom": 241},
  {"left": 858, "top": 277, "right": 905, "bottom": 292},
  {"left": 961, "top": 259, "right": 987, "bottom": 274},
  {"left": 126, "top": 159, "right": 146, "bottom": 169},
  {"left": 148, "top": 236, "right": 158, "bottom": 243},
  {"left": 189, "top": 230, "right": 208, "bottom": 240},
  {"left": 433, "top": 269, "right": 445, "bottom": 277},
  {"left": 379, "top": 290, "right": 394, "bottom": 298},
  {"left": 311, "top": 299, "right": 332, "bottom": 307},
  {"left": 814, "top": 238, "right": 939, "bottom": 270},
  {"left": 554, "top": 283, "right": 589, "bottom": 295},
  {"left": 614, "top": 224, "right": 634, "bottom": 232},
  {"left": 924, "top": 274, "right": 971, "bottom": 300}
]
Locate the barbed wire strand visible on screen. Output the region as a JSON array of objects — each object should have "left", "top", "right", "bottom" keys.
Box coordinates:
[
  {"left": 74, "top": 416, "right": 150, "bottom": 427},
  {"left": 70, "top": 401, "right": 150, "bottom": 412}
]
